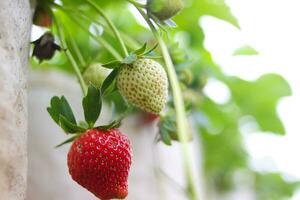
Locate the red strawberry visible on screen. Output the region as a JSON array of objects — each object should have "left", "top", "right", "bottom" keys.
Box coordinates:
[{"left": 67, "top": 128, "right": 132, "bottom": 200}]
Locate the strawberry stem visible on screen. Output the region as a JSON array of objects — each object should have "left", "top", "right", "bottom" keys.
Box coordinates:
[
  {"left": 53, "top": 14, "right": 88, "bottom": 95},
  {"left": 52, "top": 3, "right": 123, "bottom": 61},
  {"left": 67, "top": 30, "right": 87, "bottom": 67},
  {"left": 86, "top": 0, "right": 129, "bottom": 57},
  {"left": 133, "top": 5, "right": 201, "bottom": 200}
]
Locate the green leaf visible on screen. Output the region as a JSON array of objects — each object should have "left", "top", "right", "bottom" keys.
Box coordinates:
[
  {"left": 198, "top": 98, "right": 248, "bottom": 192},
  {"left": 47, "top": 96, "right": 76, "bottom": 125},
  {"left": 55, "top": 135, "right": 78, "bottom": 148},
  {"left": 78, "top": 121, "right": 89, "bottom": 129},
  {"left": 96, "top": 120, "right": 121, "bottom": 130},
  {"left": 143, "top": 43, "right": 159, "bottom": 56},
  {"left": 233, "top": 45, "right": 259, "bottom": 56},
  {"left": 226, "top": 74, "right": 292, "bottom": 134},
  {"left": 101, "top": 68, "right": 119, "bottom": 95},
  {"left": 82, "top": 85, "right": 102, "bottom": 128},
  {"left": 102, "top": 60, "right": 122, "bottom": 69},
  {"left": 133, "top": 43, "right": 147, "bottom": 55},
  {"left": 197, "top": 0, "right": 239, "bottom": 28},
  {"left": 159, "top": 127, "right": 172, "bottom": 146},
  {"left": 255, "top": 172, "right": 300, "bottom": 200},
  {"left": 59, "top": 115, "right": 86, "bottom": 133},
  {"left": 121, "top": 53, "right": 138, "bottom": 64}
]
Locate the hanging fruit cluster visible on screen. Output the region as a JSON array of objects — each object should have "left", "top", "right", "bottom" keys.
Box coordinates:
[{"left": 30, "top": 0, "right": 198, "bottom": 199}]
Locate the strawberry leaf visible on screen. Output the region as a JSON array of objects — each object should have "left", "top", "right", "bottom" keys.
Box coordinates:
[
  {"left": 47, "top": 96, "right": 76, "bottom": 125},
  {"left": 55, "top": 135, "right": 78, "bottom": 148},
  {"left": 142, "top": 43, "right": 159, "bottom": 56},
  {"left": 82, "top": 86, "right": 102, "bottom": 128},
  {"left": 101, "top": 68, "right": 119, "bottom": 95},
  {"left": 159, "top": 127, "right": 172, "bottom": 146},
  {"left": 133, "top": 43, "right": 147, "bottom": 55},
  {"left": 59, "top": 115, "right": 86, "bottom": 134},
  {"left": 102, "top": 60, "right": 121, "bottom": 69},
  {"left": 96, "top": 120, "right": 122, "bottom": 130}
]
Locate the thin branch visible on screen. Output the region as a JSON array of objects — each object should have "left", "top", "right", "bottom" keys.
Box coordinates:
[
  {"left": 67, "top": 30, "right": 87, "bottom": 67},
  {"left": 132, "top": 5, "right": 201, "bottom": 200},
  {"left": 53, "top": 3, "right": 123, "bottom": 60},
  {"left": 86, "top": 0, "right": 129, "bottom": 57},
  {"left": 53, "top": 15, "right": 88, "bottom": 95}
]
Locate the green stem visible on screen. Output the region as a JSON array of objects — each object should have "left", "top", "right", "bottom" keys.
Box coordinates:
[
  {"left": 53, "top": 15, "right": 88, "bottom": 95},
  {"left": 86, "top": 0, "right": 129, "bottom": 57},
  {"left": 135, "top": 6, "right": 200, "bottom": 200},
  {"left": 52, "top": 3, "right": 123, "bottom": 60},
  {"left": 68, "top": 31, "right": 87, "bottom": 67},
  {"left": 67, "top": 14, "right": 123, "bottom": 61}
]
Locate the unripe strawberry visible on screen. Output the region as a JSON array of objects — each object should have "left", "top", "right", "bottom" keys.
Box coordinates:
[
  {"left": 68, "top": 128, "right": 132, "bottom": 200},
  {"left": 147, "top": 0, "right": 184, "bottom": 21},
  {"left": 117, "top": 59, "right": 169, "bottom": 114},
  {"left": 83, "top": 63, "right": 111, "bottom": 87}
]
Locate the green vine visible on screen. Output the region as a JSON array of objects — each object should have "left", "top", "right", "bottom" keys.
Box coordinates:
[
  {"left": 53, "top": 15, "right": 88, "bottom": 95},
  {"left": 133, "top": 5, "right": 201, "bottom": 200},
  {"left": 86, "top": 0, "right": 129, "bottom": 57}
]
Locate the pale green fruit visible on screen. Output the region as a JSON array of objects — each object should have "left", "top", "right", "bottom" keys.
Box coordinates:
[
  {"left": 147, "top": 0, "right": 184, "bottom": 21},
  {"left": 83, "top": 63, "right": 111, "bottom": 88},
  {"left": 117, "top": 59, "right": 169, "bottom": 114}
]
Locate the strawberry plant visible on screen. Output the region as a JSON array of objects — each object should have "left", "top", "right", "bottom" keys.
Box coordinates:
[{"left": 30, "top": 0, "right": 299, "bottom": 199}]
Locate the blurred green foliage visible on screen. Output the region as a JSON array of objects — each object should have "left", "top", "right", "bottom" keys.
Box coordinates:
[{"left": 32, "top": 0, "right": 299, "bottom": 199}]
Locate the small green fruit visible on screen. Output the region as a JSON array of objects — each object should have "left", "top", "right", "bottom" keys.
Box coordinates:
[
  {"left": 117, "top": 59, "right": 169, "bottom": 114},
  {"left": 83, "top": 63, "right": 111, "bottom": 88},
  {"left": 147, "top": 0, "right": 184, "bottom": 21}
]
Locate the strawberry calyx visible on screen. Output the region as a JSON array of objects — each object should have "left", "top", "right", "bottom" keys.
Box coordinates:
[
  {"left": 47, "top": 85, "right": 125, "bottom": 147},
  {"left": 101, "top": 42, "right": 160, "bottom": 70}
]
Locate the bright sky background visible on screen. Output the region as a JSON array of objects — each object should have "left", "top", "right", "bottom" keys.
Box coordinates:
[{"left": 201, "top": 0, "right": 300, "bottom": 198}]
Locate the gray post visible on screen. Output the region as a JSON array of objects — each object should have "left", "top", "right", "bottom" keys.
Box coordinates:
[{"left": 0, "top": 1, "right": 31, "bottom": 199}]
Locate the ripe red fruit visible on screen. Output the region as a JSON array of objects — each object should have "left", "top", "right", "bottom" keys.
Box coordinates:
[{"left": 67, "top": 129, "right": 132, "bottom": 200}]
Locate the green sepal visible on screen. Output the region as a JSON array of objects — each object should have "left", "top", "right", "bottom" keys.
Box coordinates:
[
  {"left": 159, "top": 126, "right": 172, "bottom": 145},
  {"left": 158, "top": 114, "right": 178, "bottom": 145},
  {"left": 121, "top": 53, "right": 138, "bottom": 64},
  {"left": 47, "top": 96, "right": 77, "bottom": 125},
  {"left": 102, "top": 60, "right": 122, "bottom": 69},
  {"left": 82, "top": 85, "right": 102, "bottom": 128},
  {"left": 141, "top": 55, "right": 162, "bottom": 60},
  {"left": 59, "top": 115, "right": 86, "bottom": 134},
  {"left": 96, "top": 120, "right": 121, "bottom": 130},
  {"left": 55, "top": 135, "right": 78, "bottom": 148},
  {"left": 101, "top": 68, "right": 120, "bottom": 95},
  {"left": 142, "top": 43, "right": 159, "bottom": 56},
  {"left": 133, "top": 43, "right": 147, "bottom": 55},
  {"left": 78, "top": 121, "right": 89, "bottom": 129}
]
